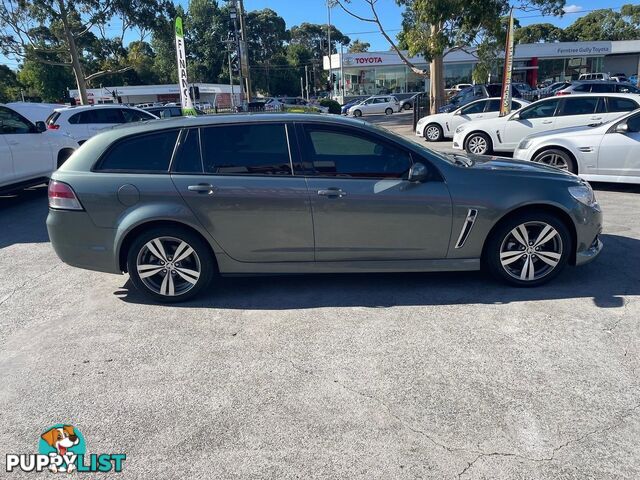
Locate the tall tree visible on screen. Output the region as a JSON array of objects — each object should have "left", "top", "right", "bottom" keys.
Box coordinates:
[
  {"left": 334, "top": 0, "right": 564, "bottom": 113},
  {"left": 18, "top": 57, "right": 75, "bottom": 102},
  {"left": 514, "top": 23, "right": 565, "bottom": 43},
  {"left": 348, "top": 39, "right": 370, "bottom": 52},
  {"left": 564, "top": 8, "right": 639, "bottom": 41},
  {"left": 0, "top": 0, "right": 174, "bottom": 104},
  {"left": 0, "top": 65, "right": 21, "bottom": 102}
]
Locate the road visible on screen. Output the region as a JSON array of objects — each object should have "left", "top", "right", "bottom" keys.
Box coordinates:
[{"left": 0, "top": 117, "right": 639, "bottom": 479}]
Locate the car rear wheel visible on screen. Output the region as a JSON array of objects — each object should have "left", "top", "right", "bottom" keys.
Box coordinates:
[
  {"left": 532, "top": 148, "right": 577, "bottom": 174},
  {"left": 424, "top": 123, "right": 443, "bottom": 142},
  {"left": 402, "top": 103, "right": 412, "bottom": 110},
  {"left": 127, "top": 227, "right": 214, "bottom": 303},
  {"left": 485, "top": 213, "right": 571, "bottom": 287},
  {"left": 385, "top": 107, "right": 393, "bottom": 115},
  {"left": 464, "top": 132, "right": 492, "bottom": 155},
  {"left": 353, "top": 109, "right": 362, "bottom": 117}
]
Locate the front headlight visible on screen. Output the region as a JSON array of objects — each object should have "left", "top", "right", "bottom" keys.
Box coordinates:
[
  {"left": 569, "top": 184, "right": 599, "bottom": 210},
  {"left": 517, "top": 139, "right": 531, "bottom": 150},
  {"left": 455, "top": 125, "right": 466, "bottom": 134}
]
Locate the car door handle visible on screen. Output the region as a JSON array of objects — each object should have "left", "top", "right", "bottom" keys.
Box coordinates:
[
  {"left": 590, "top": 116, "right": 603, "bottom": 121},
  {"left": 317, "top": 188, "right": 347, "bottom": 198},
  {"left": 188, "top": 183, "right": 215, "bottom": 194},
  {"left": 542, "top": 120, "right": 553, "bottom": 124}
]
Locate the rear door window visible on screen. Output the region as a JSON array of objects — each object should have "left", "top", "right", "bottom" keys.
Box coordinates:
[
  {"left": 122, "top": 109, "right": 154, "bottom": 122},
  {"left": 96, "top": 130, "right": 179, "bottom": 172},
  {"left": 616, "top": 84, "right": 640, "bottom": 94},
  {"left": 607, "top": 97, "right": 639, "bottom": 113},
  {"left": 200, "top": 123, "right": 292, "bottom": 175},
  {"left": 558, "top": 97, "right": 600, "bottom": 116},
  {"left": 519, "top": 99, "right": 560, "bottom": 119},
  {"left": 84, "top": 108, "right": 125, "bottom": 124},
  {"left": 589, "top": 83, "right": 614, "bottom": 93},
  {"left": 460, "top": 101, "right": 486, "bottom": 114},
  {"left": 573, "top": 84, "right": 591, "bottom": 92}
]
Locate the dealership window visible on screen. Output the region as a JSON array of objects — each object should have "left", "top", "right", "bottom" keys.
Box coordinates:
[{"left": 444, "top": 63, "right": 473, "bottom": 88}]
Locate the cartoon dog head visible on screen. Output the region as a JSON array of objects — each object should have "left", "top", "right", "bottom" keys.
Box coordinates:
[{"left": 41, "top": 426, "right": 79, "bottom": 455}]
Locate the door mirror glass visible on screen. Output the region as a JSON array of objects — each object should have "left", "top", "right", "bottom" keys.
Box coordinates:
[
  {"left": 35, "top": 121, "right": 46, "bottom": 133},
  {"left": 408, "top": 162, "right": 429, "bottom": 182},
  {"left": 510, "top": 112, "right": 520, "bottom": 121},
  {"left": 615, "top": 122, "right": 628, "bottom": 134}
]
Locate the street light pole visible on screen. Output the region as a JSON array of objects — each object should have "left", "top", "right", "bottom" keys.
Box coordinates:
[
  {"left": 327, "top": 0, "right": 332, "bottom": 97},
  {"left": 229, "top": 2, "right": 244, "bottom": 109},
  {"left": 237, "top": 0, "right": 251, "bottom": 102}
]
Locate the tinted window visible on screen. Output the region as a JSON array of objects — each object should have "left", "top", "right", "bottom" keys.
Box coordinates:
[
  {"left": 573, "top": 84, "right": 591, "bottom": 92},
  {"left": 485, "top": 99, "right": 521, "bottom": 111},
  {"left": 590, "top": 83, "right": 614, "bottom": 93},
  {"left": 0, "top": 107, "right": 33, "bottom": 134},
  {"left": 616, "top": 84, "right": 640, "bottom": 94},
  {"left": 122, "top": 109, "right": 154, "bottom": 122},
  {"left": 607, "top": 97, "right": 639, "bottom": 113},
  {"left": 83, "top": 108, "right": 124, "bottom": 124},
  {"left": 97, "top": 130, "right": 179, "bottom": 172},
  {"left": 172, "top": 129, "right": 202, "bottom": 173},
  {"left": 200, "top": 123, "right": 291, "bottom": 175},
  {"left": 460, "top": 101, "right": 486, "bottom": 115},
  {"left": 559, "top": 97, "right": 600, "bottom": 116},
  {"left": 627, "top": 113, "right": 640, "bottom": 133},
  {"left": 302, "top": 126, "right": 411, "bottom": 179},
  {"left": 519, "top": 100, "right": 560, "bottom": 119}
]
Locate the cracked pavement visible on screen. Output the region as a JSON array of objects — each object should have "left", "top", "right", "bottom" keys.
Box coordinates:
[{"left": 1, "top": 169, "right": 639, "bottom": 478}]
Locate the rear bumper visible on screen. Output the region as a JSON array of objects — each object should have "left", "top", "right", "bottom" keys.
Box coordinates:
[{"left": 47, "top": 209, "right": 121, "bottom": 274}]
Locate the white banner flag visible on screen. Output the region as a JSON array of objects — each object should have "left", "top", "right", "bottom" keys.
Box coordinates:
[{"left": 175, "top": 17, "right": 197, "bottom": 116}]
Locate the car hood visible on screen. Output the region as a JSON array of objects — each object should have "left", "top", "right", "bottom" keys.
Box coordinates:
[
  {"left": 523, "top": 123, "right": 608, "bottom": 141},
  {"left": 450, "top": 153, "right": 578, "bottom": 179}
]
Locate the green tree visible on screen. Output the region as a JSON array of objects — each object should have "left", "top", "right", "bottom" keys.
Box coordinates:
[
  {"left": 514, "top": 23, "right": 565, "bottom": 43},
  {"left": 348, "top": 39, "right": 370, "bottom": 53},
  {"left": 18, "top": 58, "right": 75, "bottom": 102},
  {"left": 564, "top": 8, "right": 639, "bottom": 41},
  {"left": 0, "top": 65, "right": 21, "bottom": 102}
]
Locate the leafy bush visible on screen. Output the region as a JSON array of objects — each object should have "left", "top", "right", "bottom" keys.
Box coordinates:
[{"left": 319, "top": 98, "right": 341, "bottom": 114}]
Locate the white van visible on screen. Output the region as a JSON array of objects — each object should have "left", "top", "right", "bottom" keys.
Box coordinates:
[{"left": 578, "top": 73, "right": 611, "bottom": 81}]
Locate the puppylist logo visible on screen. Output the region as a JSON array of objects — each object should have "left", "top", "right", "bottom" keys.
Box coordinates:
[{"left": 6, "top": 425, "right": 125, "bottom": 473}]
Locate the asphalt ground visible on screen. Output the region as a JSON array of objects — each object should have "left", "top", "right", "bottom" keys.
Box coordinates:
[{"left": 1, "top": 113, "right": 639, "bottom": 479}]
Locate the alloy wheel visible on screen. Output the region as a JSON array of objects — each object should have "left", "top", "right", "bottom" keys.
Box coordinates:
[
  {"left": 426, "top": 125, "right": 441, "bottom": 141},
  {"left": 467, "top": 135, "right": 488, "bottom": 154},
  {"left": 535, "top": 152, "right": 569, "bottom": 170},
  {"left": 499, "top": 222, "right": 563, "bottom": 281},
  {"left": 136, "top": 236, "right": 201, "bottom": 297}
]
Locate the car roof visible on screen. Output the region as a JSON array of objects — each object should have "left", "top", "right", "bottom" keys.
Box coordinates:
[
  {"left": 536, "top": 92, "right": 640, "bottom": 99},
  {"left": 572, "top": 80, "right": 632, "bottom": 85},
  {"left": 54, "top": 104, "right": 140, "bottom": 113}
]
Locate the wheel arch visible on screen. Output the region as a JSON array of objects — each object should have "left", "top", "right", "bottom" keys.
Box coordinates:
[
  {"left": 530, "top": 145, "right": 579, "bottom": 174},
  {"left": 463, "top": 130, "right": 493, "bottom": 150},
  {"left": 117, "top": 219, "right": 218, "bottom": 273},
  {"left": 481, "top": 203, "right": 578, "bottom": 266}
]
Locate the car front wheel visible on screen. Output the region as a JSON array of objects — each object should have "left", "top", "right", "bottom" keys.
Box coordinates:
[
  {"left": 424, "top": 123, "right": 443, "bottom": 142},
  {"left": 352, "top": 109, "right": 362, "bottom": 117},
  {"left": 127, "top": 227, "right": 214, "bottom": 302},
  {"left": 532, "top": 148, "right": 577, "bottom": 174},
  {"left": 464, "top": 132, "right": 492, "bottom": 155},
  {"left": 485, "top": 213, "right": 571, "bottom": 287}
]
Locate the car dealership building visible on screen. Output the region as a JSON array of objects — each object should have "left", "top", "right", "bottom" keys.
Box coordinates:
[{"left": 323, "top": 40, "right": 640, "bottom": 98}]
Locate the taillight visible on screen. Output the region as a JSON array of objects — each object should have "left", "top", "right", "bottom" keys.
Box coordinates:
[
  {"left": 556, "top": 91, "right": 570, "bottom": 96},
  {"left": 47, "top": 124, "right": 60, "bottom": 130},
  {"left": 48, "top": 180, "right": 83, "bottom": 210}
]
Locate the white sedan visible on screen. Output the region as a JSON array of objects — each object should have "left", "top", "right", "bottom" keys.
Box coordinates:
[
  {"left": 416, "top": 98, "right": 530, "bottom": 141},
  {"left": 347, "top": 95, "right": 400, "bottom": 117},
  {"left": 513, "top": 108, "right": 640, "bottom": 184}
]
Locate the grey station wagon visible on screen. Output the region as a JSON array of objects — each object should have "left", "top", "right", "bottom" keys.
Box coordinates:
[{"left": 47, "top": 114, "right": 603, "bottom": 302}]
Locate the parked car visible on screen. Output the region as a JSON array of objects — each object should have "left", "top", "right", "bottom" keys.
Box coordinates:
[
  {"left": 610, "top": 74, "right": 629, "bottom": 83},
  {"left": 531, "top": 81, "right": 571, "bottom": 100},
  {"left": 452, "top": 93, "right": 640, "bottom": 155},
  {"left": 439, "top": 83, "right": 529, "bottom": 113},
  {"left": 46, "top": 105, "right": 158, "bottom": 144},
  {"left": 416, "top": 97, "right": 531, "bottom": 141},
  {"left": 1, "top": 104, "right": 78, "bottom": 193},
  {"left": 341, "top": 98, "right": 365, "bottom": 115},
  {"left": 397, "top": 93, "right": 421, "bottom": 111},
  {"left": 46, "top": 114, "right": 602, "bottom": 302},
  {"left": 556, "top": 81, "right": 640, "bottom": 95},
  {"left": 578, "top": 73, "right": 611, "bottom": 81},
  {"left": 514, "top": 108, "right": 640, "bottom": 183},
  {"left": 143, "top": 106, "right": 205, "bottom": 118},
  {"left": 5, "top": 102, "right": 63, "bottom": 124},
  {"left": 347, "top": 95, "right": 400, "bottom": 116}
]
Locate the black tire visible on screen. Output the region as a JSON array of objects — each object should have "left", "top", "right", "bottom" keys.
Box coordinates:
[
  {"left": 385, "top": 107, "right": 393, "bottom": 115},
  {"left": 464, "top": 132, "right": 493, "bottom": 155},
  {"left": 353, "top": 109, "right": 362, "bottom": 117},
  {"left": 532, "top": 148, "right": 577, "bottom": 174},
  {"left": 126, "top": 226, "right": 215, "bottom": 303},
  {"left": 403, "top": 103, "right": 412, "bottom": 110},
  {"left": 484, "top": 212, "right": 571, "bottom": 287},
  {"left": 424, "top": 123, "right": 444, "bottom": 142}
]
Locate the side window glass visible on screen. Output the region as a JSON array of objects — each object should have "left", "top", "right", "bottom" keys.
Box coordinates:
[
  {"left": 460, "top": 101, "right": 486, "bottom": 115},
  {"left": 200, "top": 123, "right": 291, "bottom": 175},
  {"left": 519, "top": 100, "right": 559, "bottom": 120},
  {"left": 97, "top": 130, "right": 179, "bottom": 172},
  {"left": 573, "top": 84, "right": 590, "bottom": 92},
  {"left": 303, "top": 127, "right": 411, "bottom": 179},
  {"left": 485, "top": 100, "right": 500, "bottom": 112},
  {"left": 68, "top": 113, "right": 81, "bottom": 125},
  {"left": 558, "top": 97, "right": 599, "bottom": 116},
  {"left": 0, "top": 107, "right": 33, "bottom": 134},
  {"left": 172, "top": 129, "right": 203, "bottom": 173},
  {"left": 626, "top": 114, "right": 640, "bottom": 133},
  {"left": 122, "top": 109, "right": 150, "bottom": 122},
  {"left": 607, "top": 98, "right": 639, "bottom": 113}
]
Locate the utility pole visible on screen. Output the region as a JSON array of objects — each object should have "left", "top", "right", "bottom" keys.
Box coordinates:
[
  {"left": 237, "top": 0, "right": 251, "bottom": 102},
  {"left": 327, "top": 1, "right": 332, "bottom": 97},
  {"left": 305, "top": 65, "right": 309, "bottom": 101},
  {"left": 300, "top": 77, "right": 304, "bottom": 98},
  {"left": 223, "top": 34, "right": 236, "bottom": 109},
  {"left": 229, "top": 2, "right": 244, "bottom": 109}
]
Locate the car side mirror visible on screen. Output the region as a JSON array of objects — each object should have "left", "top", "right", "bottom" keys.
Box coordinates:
[
  {"left": 408, "top": 162, "right": 429, "bottom": 182},
  {"left": 615, "top": 122, "right": 628, "bottom": 134},
  {"left": 510, "top": 112, "right": 521, "bottom": 121},
  {"left": 35, "top": 121, "right": 47, "bottom": 133}
]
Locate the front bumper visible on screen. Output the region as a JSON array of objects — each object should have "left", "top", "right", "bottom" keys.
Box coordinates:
[
  {"left": 573, "top": 204, "right": 603, "bottom": 267},
  {"left": 513, "top": 147, "right": 532, "bottom": 161},
  {"left": 576, "top": 236, "right": 603, "bottom": 266},
  {"left": 452, "top": 134, "right": 464, "bottom": 149},
  {"left": 47, "top": 208, "right": 121, "bottom": 274}
]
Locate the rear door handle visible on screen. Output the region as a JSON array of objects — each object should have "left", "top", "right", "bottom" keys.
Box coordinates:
[
  {"left": 188, "top": 183, "right": 215, "bottom": 194},
  {"left": 590, "top": 116, "right": 603, "bottom": 120},
  {"left": 317, "top": 188, "right": 347, "bottom": 198},
  {"left": 542, "top": 120, "right": 553, "bottom": 124}
]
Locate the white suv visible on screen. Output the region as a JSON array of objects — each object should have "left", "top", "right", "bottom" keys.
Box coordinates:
[
  {"left": 347, "top": 96, "right": 400, "bottom": 117},
  {"left": 46, "top": 105, "right": 158, "bottom": 144},
  {"left": 452, "top": 94, "right": 640, "bottom": 156},
  {"left": 1, "top": 104, "right": 78, "bottom": 193}
]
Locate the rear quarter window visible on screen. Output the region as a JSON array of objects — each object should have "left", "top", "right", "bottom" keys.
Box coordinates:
[{"left": 95, "top": 130, "right": 179, "bottom": 172}]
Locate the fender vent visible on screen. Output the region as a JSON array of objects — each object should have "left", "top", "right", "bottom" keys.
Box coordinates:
[{"left": 455, "top": 209, "right": 478, "bottom": 249}]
